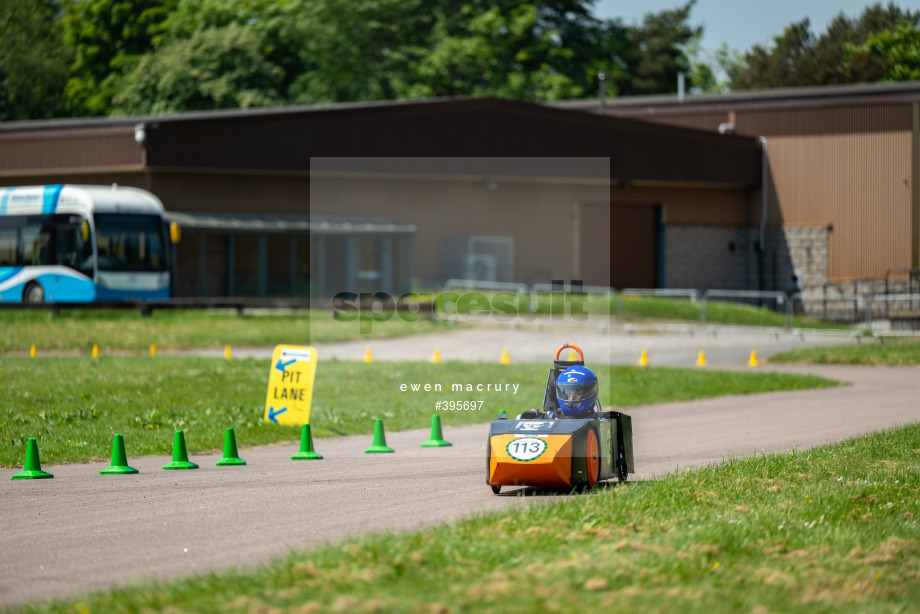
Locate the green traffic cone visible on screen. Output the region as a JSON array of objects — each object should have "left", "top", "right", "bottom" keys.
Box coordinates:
[
  {"left": 12, "top": 437, "right": 53, "bottom": 480},
  {"left": 292, "top": 424, "right": 323, "bottom": 460},
  {"left": 420, "top": 414, "right": 452, "bottom": 447},
  {"left": 163, "top": 430, "right": 199, "bottom": 470},
  {"left": 100, "top": 434, "right": 139, "bottom": 475},
  {"left": 364, "top": 418, "right": 394, "bottom": 453},
  {"left": 216, "top": 427, "right": 246, "bottom": 466}
]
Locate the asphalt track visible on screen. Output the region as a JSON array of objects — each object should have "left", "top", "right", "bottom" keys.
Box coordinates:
[{"left": 3, "top": 323, "right": 920, "bottom": 610}]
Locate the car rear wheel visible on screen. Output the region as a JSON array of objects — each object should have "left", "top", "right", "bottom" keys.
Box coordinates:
[
  {"left": 586, "top": 429, "right": 599, "bottom": 487},
  {"left": 23, "top": 282, "right": 44, "bottom": 304}
]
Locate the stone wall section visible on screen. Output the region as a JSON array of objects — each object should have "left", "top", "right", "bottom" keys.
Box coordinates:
[
  {"left": 767, "top": 225, "right": 829, "bottom": 293},
  {"left": 663, "top": 224, "right": 829, "bottom": 293},
  {"left": 664, "top": 226, "right": 755, "bottom": 291}
]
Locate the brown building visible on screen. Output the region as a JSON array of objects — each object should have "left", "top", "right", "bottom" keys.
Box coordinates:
[
  {"left": 557, "top": 81, "right": 920, "bottom": 293},
  {"left": 0, "top": 98, "right": 760, "bottom": 298}
]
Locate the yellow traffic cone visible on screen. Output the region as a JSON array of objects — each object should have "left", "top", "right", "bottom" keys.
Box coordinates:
[
  {"left": 696, "top": 350, "right": 707, "bottom": 367},
  {"left": 225, "top": 345, "right": 232, "bottom": 360},
  {"left": 431, "top": 348, "right": 441, "bottom": 363},
  {"left": 567, "top": 348, "right": 578, "bottom": 361},
  {"left": 500, "top": 348, "right": 511, "bottom": 364},
  {"left": 747, "top": 350, "right": 759, "bottom": 367},
  {"left": 30, "top": 344, "right": 36, "bottom": 358},
  {"left": 92, "top": 344, "right": 99, "bottom": 359},
  {"left": 637, "top": 349, "right": 649, "bottom": 367},
  {"left": 150, "top": 344, "right": 156, "bottom": 357},
  {"left": 364, "top": 347, "right": 374, "bottom": 363}
]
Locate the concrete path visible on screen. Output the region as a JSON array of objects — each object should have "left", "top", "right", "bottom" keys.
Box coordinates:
[{"left": 208, "top": 318, "right": 860, "bottom": 368}]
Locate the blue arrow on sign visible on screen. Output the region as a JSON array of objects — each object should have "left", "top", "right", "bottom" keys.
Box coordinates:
[
  {"left": 275, "top": 358, "right": 297, "bottom": 372},
  {"left": 268, "top": 406, "right": 288, "bottom": 423}
]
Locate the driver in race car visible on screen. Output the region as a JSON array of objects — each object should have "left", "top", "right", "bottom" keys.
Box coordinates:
[{"left": 555, "top": 365, "right": 598, "bottom": 418}]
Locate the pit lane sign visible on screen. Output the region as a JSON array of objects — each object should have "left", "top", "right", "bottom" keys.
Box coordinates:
[{"left": 263, "top": 345, "right": 317, "bottom": 426}]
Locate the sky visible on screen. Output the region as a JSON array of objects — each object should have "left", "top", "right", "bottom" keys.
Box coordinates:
[{"left": 593, "top": 0, "right": 920, "bottom": 56}]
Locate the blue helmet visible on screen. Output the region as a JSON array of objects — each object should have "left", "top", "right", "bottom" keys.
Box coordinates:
[{"left": 555, "top": 366, "right": 598, "bottom": 416}]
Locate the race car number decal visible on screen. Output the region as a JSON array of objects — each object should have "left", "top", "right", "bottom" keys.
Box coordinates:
[{"left": 506, "top": 437, "right": 548, "bottom": 462}]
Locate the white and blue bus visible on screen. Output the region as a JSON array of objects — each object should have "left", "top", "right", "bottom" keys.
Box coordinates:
[{"left": 0, "top": 185, "right": 176, "bottom": 303}]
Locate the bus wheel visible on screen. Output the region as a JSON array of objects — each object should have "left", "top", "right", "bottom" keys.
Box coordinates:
[{"left": 23, "top": 282, "right": 45, "bottom": 304}]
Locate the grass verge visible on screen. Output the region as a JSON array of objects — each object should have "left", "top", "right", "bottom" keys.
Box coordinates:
[
  {"left": 770, "top": 338, "right": 920, "bottom": 365},
  {"left": 433, "top": 291, "right": 839, "bottom": 329},
  {"left": 1, "top": 358, "right": 836, "bottom": 465},
  {"left": 0, "top": 293, "right": 848, "bottom": 357},
  {"left": 25, "top": 423, "right": 920, "bottom": 613}
]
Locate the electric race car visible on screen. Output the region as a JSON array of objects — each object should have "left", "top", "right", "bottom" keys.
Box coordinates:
[{"left": 487, "top": 343, "right": 634, "bottom": 494}]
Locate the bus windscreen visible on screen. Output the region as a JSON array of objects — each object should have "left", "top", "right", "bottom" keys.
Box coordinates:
[{"left": 94, "top": 214, "right": 167, "bottom": 272}]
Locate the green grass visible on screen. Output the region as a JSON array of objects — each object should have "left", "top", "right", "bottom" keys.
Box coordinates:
[
  {"left": 0, "top": 358, "right": 836, "bottom": 466},
  {"left": 0, "top": 309, "right": 453, "bottom": 354},
  {"left": 432, "top": 291, "right": 838, "bottom": 329},
  {"left": 24, "top": 423, "right": 920, "bottom": 613},
  {"left": 771, "top": 338, "right": 920, "bottom": 365},
  {"left": 622, "top": 296, "right": 839, "bottom": 329},
  {"left": 617, "top": 294, "right": 701, "bottom": 320}
]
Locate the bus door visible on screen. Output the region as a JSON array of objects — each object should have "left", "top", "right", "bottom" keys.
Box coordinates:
[{"left": 53, "top": 215, "right": 94, "bottom": 278}]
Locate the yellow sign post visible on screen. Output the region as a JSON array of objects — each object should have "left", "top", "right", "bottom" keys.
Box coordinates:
[{"left": 263, "top": 345, "right": 317, "bottom": 426}]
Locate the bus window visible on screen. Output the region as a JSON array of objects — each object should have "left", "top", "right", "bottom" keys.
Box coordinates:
[
  {"left": 21, "top": 223, "right": 52, "bottom": 266},
  {"left": 0, "top": 228, "right": 16, "bottom": 265},
  {"left": 94, "top": 213, "right": 167, "bottom": 272}
]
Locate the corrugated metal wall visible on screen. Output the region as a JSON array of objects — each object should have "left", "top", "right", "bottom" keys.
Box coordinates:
[
  {"left": 742, "top": 104, "right": 913, "bottom": 281},
  {"left": 149, "top": 172, "right": 311, "bottom": 214},
  {"left": 736, "top": 104, "right": 909, "bottom": 137},
  {"left": 0, "top": 127, "right": 142, "bottom": 177},
  {"left": 142, "top": 104, "right": 760, "bottom": 186},
  {"left": 609, "top": 102, "right": 916, "bottom": 282},
  {"left": 762, "top": 130, "right": 912, "bottom": 281},
  {"left": 618, "top": 111, "right": 731, "bottom": 133}
]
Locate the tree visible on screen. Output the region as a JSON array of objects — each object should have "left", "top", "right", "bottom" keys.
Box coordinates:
[
  {"left": 0, "top": 0, "right": 72, "bottom": 121},
  {"left": 157, "top": 0, "right": 318, "bottom": 101},
  {"left": 6, "top": 0, "right": 720, "bottom": 117},
  {"left": 113, "top": 23, "right": 284, "bottom": 114},
  {"left": 134, "top": 0, "right": 430, "bottom": 105},
  {"left": 860, "top": 19, "right": 920, "bottom": 81},
  {"left": 730, "top": 19, "right": 814, "bottom": 89},
  {"left": 729, "top": 2, "right": 920, "bottom": 89},
  {"left": 683, "top": 34, "right": 722, "bottom": 94},
  {"left": 710, "top": 44, "right": 747, "bottom": 92},
  {"left": 398, "top": 2, "right": 583, "bottom": 101},
  {"left": 398, "top": 0, "right": 704, "bottom": 100},
  {"left": 524, "top": 0, "right": 616, "bottom": 98},
  {"left": 61, "top": 0, "right": 178, "bottom": 116},
  {"left": 287, "top": 0, "right": 433, "bottom": 103},
  {"left": 610, "top": 1, "right": 701, "bottom": 96}
]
